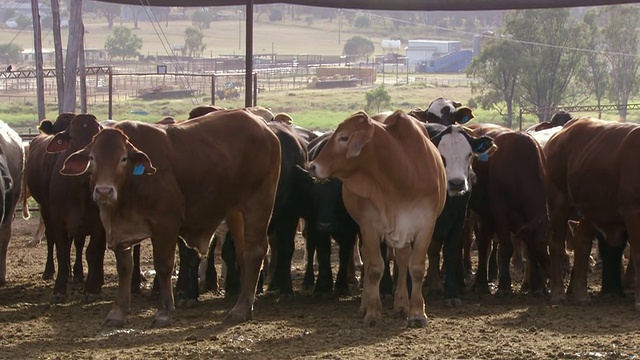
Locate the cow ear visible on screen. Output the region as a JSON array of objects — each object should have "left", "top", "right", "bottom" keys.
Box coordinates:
[
  {"left": 130, "top": 149, "right": 156, "bottom": 175},
  {"left": 60, "top": 150, "right": 90, "bottom": 176},
  {"left": 455, "top": 107, "right": 474, "bottom": 124},
  {"left": 38, "top": 120, "right": 55, "bottom": 135},
  {"left": 451, "top": 100, "right": 462, "bottom": 108},
  {"left": 47, "top": 132, "right": 70, "bottom": 153},
  {"left": 470, "top": 136, "right": 495, "bottom": 154},
  {"left": 346, "top": 130, "right": 373, "bottom": 159}
]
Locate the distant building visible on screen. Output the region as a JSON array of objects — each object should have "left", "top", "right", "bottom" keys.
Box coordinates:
[{"left": 406, "top": 39, "right": 472, "bottom": 73}]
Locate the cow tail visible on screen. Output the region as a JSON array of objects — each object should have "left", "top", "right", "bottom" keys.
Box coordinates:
[{"left": 19, "top": 175, "right": 30, "bottom": 220}]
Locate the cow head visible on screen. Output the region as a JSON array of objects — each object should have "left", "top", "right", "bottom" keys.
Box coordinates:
[
  {"left": 46, "top": 114, "right": 101, "bottom": 154},
  {"left": 308, "top": 111, "right": 374, "bottom": 180},
  {"left": 430, "top": 125, "right": 495, "bottom": 197},
  {"left": 60, "top": 128, "right": 156, "bottom": 206},
  {"left": 37, "top": 112, "right": 76, "bottom": 135},
  {"left": 414, "top": 98, "right": 474, "bottom": 126}
]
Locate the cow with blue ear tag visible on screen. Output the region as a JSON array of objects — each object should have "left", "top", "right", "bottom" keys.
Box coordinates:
[{"left": 421, "top": 123, "right": 496, "bottom": 307}]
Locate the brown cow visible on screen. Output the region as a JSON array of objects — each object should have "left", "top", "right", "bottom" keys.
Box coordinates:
[
  {"left": 25, "top": 113, "right": 104, "bottom": 299},
  {"left": 308, "top": 110, "right": 446, "bottom": 327},
  {"left": 60, "top": 109, "right": 281, "bottom": 326},
  {"left": 0, "top": 121, "right": 25, "bottom": 285},
  {"left": 467, "top": 124, "right": 550, "bottom": 295},
  {"left": 545, "top": 117, "right": 640, "bottom": 310}
]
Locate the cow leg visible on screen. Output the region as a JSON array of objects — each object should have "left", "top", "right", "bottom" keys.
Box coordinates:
[
  {"left": 268, "top": 215, "right": 299, "bottom": 296},
  {"left": 83, "top": 231, "right": 106, "bottom": 301},
  {"left": 568, "top": 221, "right": 595, "bottom": 305},
  {"left": 393, "top": 245, "right": 411, "bottom": 319},
  {"left": 43, "top": 233, "right": 55, "bottom": 280},
  {"left": 623, "top": 256, "right": 635, "bottom": 290},
  {"left": 359, "top": 229, "right": 384, "bottom": 327},
  {"left": 313, "top": 230, "right": 333, "bottom": 297},
  {"left": 175, "top": 238, "right": 200, "bottom": 307},
  {"left": 598, "top": 234, "right": 625, "bottom": 297},
  {"left": 222, "top": 231, "right": 241, "bottom": 297},
  {"left": 496, "top": 228, "right": 514, "bottom": 296},
  {"left": 488, "top": 238, "right": 498, "bottom": 283},
  {"left": 350, "top": 236, "right": 363, "bottom": 286},
  {"left": 225, "top": 206, "right": 270, "bottom": 324},
  {"left": 424, "top": 237, "right": 443, "bottom": 296},
  {"left": 50, "top": 227, "right": 71, "bottom": 303},
  {"left": 201, "top": 235, "right": 219, "bottom": 293},
  {"left": 131, "top": 244, "right": 143, "bottom": 294},
  {"left": 379, "top": 243, "right": 394, "bottom": 298},
  {"left": 622, "top": 211, "right": 640, "bottom": 310},
  {"left": 443, "top": 217, "right": 465, "bottom": 306},
  {"left": 72, "top": 236, "right": 86, "bottom": 284},
  {"left": 472, "top": 220, "right": 493, "bottom": 294},
  {"left": 151, "top": 237, "right": 177, "bottom": 327},
  {"left": 334, "top": 231, "right": 357, "bottom": 297},
  {"left": 407, "top": 225, "right": 434, "bottom": 328},
  {"left": 462, "top": 218, "right": 474, "bottom": 277},
  {"left": 547, "top": 185, "right": 571, "bottom": 304},
  {"left": 104, "top": 247, "right": 133, "bottom": 327},
  {"left": 302, "top": 224, "right": 317, "bottom": 293},
  {"left": 0, "top": 222, "right": 10, "bottom": 285}
]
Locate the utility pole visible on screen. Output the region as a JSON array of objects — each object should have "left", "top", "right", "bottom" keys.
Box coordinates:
[
  {"left": 62, "top": 0, "right": 82, "bottom": 112},
  {"left": 30, "top": 0, "right": 45, "bottom": 121},
  {"left": 51, "top": 0, "right": 65, "bottom": 109}
]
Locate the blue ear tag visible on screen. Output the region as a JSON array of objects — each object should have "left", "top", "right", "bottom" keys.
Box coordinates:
[
  {"left": 460, "top": 115, "right": 469, "bottom": 124},
  {"left": 133, "top": 164, "right": 145, "bottom": 175},
  {"left": 477, "top": 152, "right": 489, "bottom": 162}
]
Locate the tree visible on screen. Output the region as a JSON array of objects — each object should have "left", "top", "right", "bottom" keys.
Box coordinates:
[
  {"left": 104, "top": 26, "right": 143, "bottom": 60},
  {"left": 184, "top": 26, "right": 205, "bottom": 57},
  {"left": 343, "top": 36, "right": 375, "bottom": 58},
  {"left": 192, "top": 9, "right": 212, "bottom": 29},
  {"left": 354, "top": 15, "right": 370, "bottom": 29},
  {"left": 0, "top": 43, "right": 23, "bottom": 64},
  {"left": 578, "top": 9, "right": 610, "bottom": 119},
  {"left": 269, "top": 9, "right": 283, "bottom": 21},
  {"left": 95, "top": 2, "right": 121, "bottom": 29},
  {"left": 467, "top": 38, "right": 523, "bottom": 127},
  {"left": 365, "top": 85, "right": 391, "bottom": 114},
  {"left": 505, "top": 9, "right": 587, "bottom": 122},
  {"left": 600, "top": 5, "right": 640, "bottom": 122}
]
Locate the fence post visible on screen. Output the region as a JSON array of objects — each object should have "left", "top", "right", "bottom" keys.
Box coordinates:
[{"left": 211, "top": 74, "right": 216, "bottom": 105}]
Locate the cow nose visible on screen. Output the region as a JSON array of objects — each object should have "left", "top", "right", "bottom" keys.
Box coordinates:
[
  {"left": 93, "top": 185, "right": 117, "bottom": 202},
  {"left": 448, "top": 178, "right": 466, "bottom": 191}
]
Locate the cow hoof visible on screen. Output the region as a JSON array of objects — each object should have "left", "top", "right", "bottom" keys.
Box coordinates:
[
  {"left": 407, "top": 315, "right": 428, "bottom": 328},
  {"left": 84, "top": 293, "right": 101, "bottom": 303},
  {"left": 444, "top": 298, "right": 462, "bottom": 308},
  {"left": 394, "top": 307, "right": 408, "bottom": 319},
  {"left": 472, "top": 282, "right": 491, "bottom": 295},
  {"left": 0, "top": 277, "right": 5, "bottom": 287},
  {"left": 151, "top": 314, "right": 172, "bottom": 328},
  {"left": 574, "top": 297, "right": 590, "bottom": 306},
  {"left": 103, "top": 311, "right": 126, "bottom": 327},
  {"left": 313, "top": 291, "right": 333, "bottom": 300},
  {"left": 496, "top": 288, "right": 512, "bottom": 298},
  {"left": 278, "top": 293, "right": 294, "bottom": 301},
  {"left": 176, "top": 298, "right": 198, "bottom": 308},
  {"left": 50, "top": 293, "right": 67, "bottom": 304},
  {"left": 363, "top": 314, "right": 381, "bottom": 327},
  {"left": 380, "top": 293, "right": 394, "bottom": 301},
  {"left": 224, "top": 309, "right": 251, "bottom": 324},
  {"left": 634, "top": 302, "right": 640, "bottom": 311},
  {"left": 42, "top": 272, "right": 54, "bottom": 281}
]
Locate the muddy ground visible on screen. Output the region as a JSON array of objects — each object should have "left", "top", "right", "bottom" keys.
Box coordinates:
[{"left": 1, "top": 216, "right": 639, "bottom": 359}]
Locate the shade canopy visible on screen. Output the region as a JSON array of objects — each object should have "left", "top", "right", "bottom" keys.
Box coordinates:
[{"left": 108, "top": 0, "right": 638, "bottom": 10}]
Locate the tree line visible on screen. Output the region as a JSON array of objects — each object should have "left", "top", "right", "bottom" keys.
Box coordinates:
[{"left": 467, "top": 6, "right": 640, "bottom": 125}]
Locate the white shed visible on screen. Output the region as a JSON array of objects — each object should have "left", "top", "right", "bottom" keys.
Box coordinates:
[{"left": 405, "top": 40, "right": 462, "bottom": 69}]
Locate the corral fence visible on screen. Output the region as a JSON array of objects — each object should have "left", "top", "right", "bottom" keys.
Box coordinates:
[{"left": 519, "top": 103, "right": 640, "bottom": 130}]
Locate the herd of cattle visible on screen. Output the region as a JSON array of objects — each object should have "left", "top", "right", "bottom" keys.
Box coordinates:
[{"left": 0, "top": 98, "right": 638, "bottom": 329}]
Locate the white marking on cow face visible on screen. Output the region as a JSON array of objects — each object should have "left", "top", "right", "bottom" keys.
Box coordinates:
[
  {"left": 436, "top": 129, "right": 473, "bottom": 197},
  {"left": 427, "top": 98, "right": 456, "bottom": 122}
]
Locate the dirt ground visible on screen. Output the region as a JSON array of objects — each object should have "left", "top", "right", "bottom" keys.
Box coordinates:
[{"left": 1, "top": 216, "right": 639, "bottom": 360}]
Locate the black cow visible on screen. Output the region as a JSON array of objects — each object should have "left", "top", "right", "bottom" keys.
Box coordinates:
[
  {"left": 422, "top": 123, "right": 495, "bottom": 306},
  {"left": 301, "top": 132, "right": 359, "bottom": 297},
  {"left": 409, "top": 98, "right": 474, "bottom": 126}
]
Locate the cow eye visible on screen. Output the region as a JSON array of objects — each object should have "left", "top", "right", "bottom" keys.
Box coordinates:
[
  {"left": 337, "top": 135, "right": 349, "bottom": 143},
  {"left": 120, "top": 156, "right": 128, "bottom": 163},
  {"left": 89, "top": 155, "right": 94, "bottom": 161}
]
